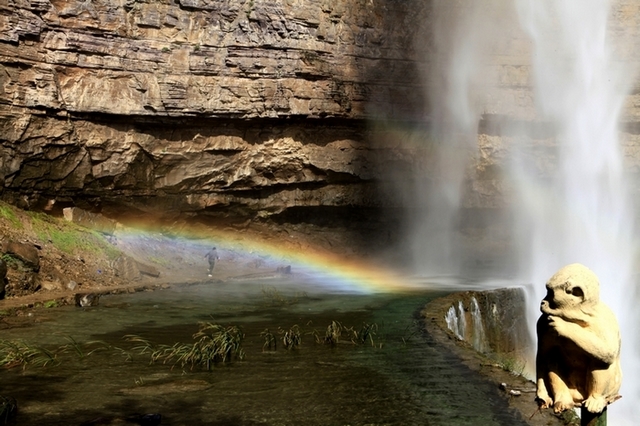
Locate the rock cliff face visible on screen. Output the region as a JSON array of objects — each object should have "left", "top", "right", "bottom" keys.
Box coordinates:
[
  {"left": 0, "top": 0, "right": 428, "bottom": 236},
  {"left": 3, "top": 0, "right": 640, "bottom": 253}
]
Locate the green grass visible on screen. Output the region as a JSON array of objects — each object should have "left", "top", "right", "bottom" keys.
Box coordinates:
[
  {"left": 0, "top": 203, "right": 22, "bottom": 229},
  {"left": 494, "top": 353, "right": 527, "bottom": 376},
  {"left": 28, "top": 211, "right": 120, "bottom": 259}
]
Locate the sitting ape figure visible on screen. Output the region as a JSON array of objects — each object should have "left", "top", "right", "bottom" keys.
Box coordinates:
[{"left": 536, "top": 263, "right": 622, "bottom": 414}]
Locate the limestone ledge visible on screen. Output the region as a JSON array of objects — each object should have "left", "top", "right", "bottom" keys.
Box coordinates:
[{"left": 0, "top": 0, "right": 429, "bottom": 119}]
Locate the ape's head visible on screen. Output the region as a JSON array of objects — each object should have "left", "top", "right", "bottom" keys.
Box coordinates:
[{"left": 541, "top": 263, "right": 600, "bottom": 312}]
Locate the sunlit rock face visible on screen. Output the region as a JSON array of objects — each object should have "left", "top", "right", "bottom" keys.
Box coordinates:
[{"left": 0, "top": 0, "right": 428, "bottom": 233}]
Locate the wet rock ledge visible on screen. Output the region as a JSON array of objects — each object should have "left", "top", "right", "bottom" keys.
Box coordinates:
[{"left": 422, "top": 288, "right": 572, "bottom": 426}]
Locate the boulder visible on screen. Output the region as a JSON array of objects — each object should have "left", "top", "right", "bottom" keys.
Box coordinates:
[
  {"left": 75, "top": 293, "right": 100, "bottom": 307},
  {"left": 62, "top": 207, "right": 117, "bottom": 235},
  {"left": 2, "top": 241, "right": 40, "bottom": 271},
  {"left": 112, "top": 255, "right": 160, "bottom": 280}
]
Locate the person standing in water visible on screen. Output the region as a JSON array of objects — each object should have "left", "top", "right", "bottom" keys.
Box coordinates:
[{"left": 204, "top": 247, "right": 220, "bottom": 277}]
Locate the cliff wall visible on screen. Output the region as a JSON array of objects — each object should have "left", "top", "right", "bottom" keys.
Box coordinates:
[
  {"left": 0, "top": 0, "right": 430, "bottom": 238},
  {"left": 3, "top": 0, "right": 640, "bottom": 254}
]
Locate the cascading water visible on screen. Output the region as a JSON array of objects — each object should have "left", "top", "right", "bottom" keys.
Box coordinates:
[
  {"left": 470, "top": 297, "right": 488, "bottom": 353},
  {"left": 512, "top": 2, "right": 639, "bottom": 422},
  {"left": 416, "top": 0, "right": 639, "bottom": 422},
  {"left": 444, "top": 301, "right": 467, "bottom": 340}
]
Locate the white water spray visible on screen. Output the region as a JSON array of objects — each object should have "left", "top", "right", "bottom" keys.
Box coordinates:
[
  {"left": 419, "top": 1, "right": 640, "bottom": 422},
  {"left": 512, "top": 2, "right": 639, "bottom": 422}
]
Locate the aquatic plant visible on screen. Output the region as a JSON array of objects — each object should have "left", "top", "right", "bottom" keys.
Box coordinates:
[
  {"left": 351, "top": 322, "right": 378, "bottom": 347},
  {"left": 260, "top": 328, "right": 277, "bottom": 351},
  {"left": 60, "top": 335, "right": 86, "bottom": 358},
  {"left": 0, "top": 335, "right": 122, "bottom": 370},
  {"left": 58, "top": 336, "right": 111, "bottom": 359},
  {"left": 279, "top": 325, "right": 301, "bottom": 350},
  {"left": 401, "top": 320, "right": 420, "bottom": 346},
  {"left": 125, "top": 323, "right": 245, "bottom": 371},
  {"left": 0, "top": 339, "right": 57, "bottom": 369},
  {"left": 312, "top": 321, "right": 381, "bottom": 348},
  {"left": 0, "top": 395, "right": 17, "bottom": 425},
  {"left": 315, "top": 320, "right": 343, "bottom": 346}
]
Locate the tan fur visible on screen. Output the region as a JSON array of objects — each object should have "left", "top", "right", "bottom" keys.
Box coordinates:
[{"left": 536, "top": 263, "right": 622, "bottom": 414}]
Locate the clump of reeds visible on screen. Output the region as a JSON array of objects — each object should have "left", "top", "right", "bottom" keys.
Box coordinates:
[
  {"left": 0, "top": 335, "right": 121, "bottom": 370},
  {"left": 349, "top": 322, "right": 378, "bottom": 347},
  {"left": 313, "top": 321, "right": 380, "bottom": 347},
  {"left": 260, "top": 328, "right": 277, "bottom": 351},
  {"left": 313, "top": 320, "right": 344, "bottom": 346},
  {"left": 0, "top": 395, "right": 17, "bottom": 424},
  {"left": 0, "top": 339, "right": 57, "bottom": 369},
  {"left": 59, "top": 336, "right": 113, "bottom": 359},
  {"left": 125, "top": 322, "right": 245, "bottom": 371},
  {"left": 279, "top": 325, "right": 301, "bottom": 350}
]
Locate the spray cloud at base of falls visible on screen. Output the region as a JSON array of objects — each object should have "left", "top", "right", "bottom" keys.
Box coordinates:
[{"left": 405, "top": 0, "right": 640, "bottom": 423}]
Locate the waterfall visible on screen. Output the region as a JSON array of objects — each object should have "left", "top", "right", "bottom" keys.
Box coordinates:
[
  {"left": 418, "top": 1, "right": 639, "bottom": 422},
  {"left": 470, "top": 297, "right": 488, "bottom": 352},
  {"left": 512, "top": 2, "right": 638, "bottom": 422},
  {"left": 445, "top": 302, "right": 467, "bottom": 340}
]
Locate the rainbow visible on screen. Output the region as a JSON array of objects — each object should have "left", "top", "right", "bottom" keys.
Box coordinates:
[{"left": 115, "top": 223, "right": 418, "bottom": 294}]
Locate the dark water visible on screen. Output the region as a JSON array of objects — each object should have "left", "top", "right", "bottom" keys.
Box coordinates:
[{"left": 0, "top": 280, "right": 529, "bottom": 426}]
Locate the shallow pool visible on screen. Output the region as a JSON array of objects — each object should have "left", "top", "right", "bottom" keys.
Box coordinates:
[{"left": 0, "top": 279, "right": 529, "bottom": 425}]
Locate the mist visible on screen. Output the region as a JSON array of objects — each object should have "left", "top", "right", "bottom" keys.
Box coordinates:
[{"left": 406, "top": 0, "right": 640, "bottom": 422}]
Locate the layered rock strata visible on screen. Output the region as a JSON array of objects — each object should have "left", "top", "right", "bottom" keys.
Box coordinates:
[
  {"left": 0, "top": 0, "right": 428, "bottom": 233},
  {"left": 3, "top": 0, "right": 640, "bottom": 253}
]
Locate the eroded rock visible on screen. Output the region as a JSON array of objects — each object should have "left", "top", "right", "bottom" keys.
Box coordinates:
[
  {"left": 2, "top": 241, "right": 40, "bottom": 272},
  {"left": 63, "top": 207, "right": 117, "bottom": 235}
]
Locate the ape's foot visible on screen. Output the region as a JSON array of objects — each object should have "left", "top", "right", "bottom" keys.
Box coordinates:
[
  {"left": 536, "top": 393, "right": 552, "bottom": 409},
  {"left": 584, "top": 395, "right": 607, "bottom": 414},
  {"left": 553, "top": 394, "right": 575, "bottom": 413}
]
